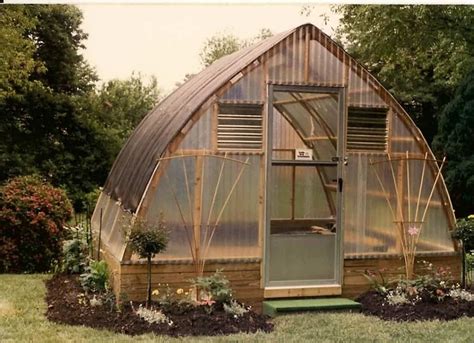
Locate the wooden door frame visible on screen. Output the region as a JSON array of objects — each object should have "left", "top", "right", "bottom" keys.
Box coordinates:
[{"left": 263, "top": 83, "right": 346, "bottom": 290}]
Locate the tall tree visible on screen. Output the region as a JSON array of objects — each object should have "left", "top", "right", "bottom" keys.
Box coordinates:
[
  {"left": 334, "top": 5, "right": 474, "bottom": 144},
  {"left": 1, "top": 5, "right": 103, "bottom": 209},
  {"left": 86, "top": 74, "right": 161, "bottom": 164},
  {"left": 199, "top": 28, "right": 273, "bottom": 67},
  {"left": 432, "top": 68, "right": 474, "bottom": 217},
  {"left": 1, "top": 5, "right": 162, "bottom": 210},
  {"left": 0, "top": 6, "right": 43, "bottom": 102}
]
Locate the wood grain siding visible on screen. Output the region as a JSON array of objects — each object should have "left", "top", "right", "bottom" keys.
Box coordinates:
[
  {"left": 342, "top": 254, "right": 462, "bottom": 298},
  {"left": 117, "top": 261, "right": 263, "bottom": 311},
  {"left": 104, "top": 254, "right": 460, "bottom": 312}
]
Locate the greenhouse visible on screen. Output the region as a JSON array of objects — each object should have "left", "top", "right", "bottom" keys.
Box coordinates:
[{"left": 92, "top": 23, "right": 460, "bottom": 308}]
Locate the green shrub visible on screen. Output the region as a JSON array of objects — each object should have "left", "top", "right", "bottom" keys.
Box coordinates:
[
  {"left": 192, "top": 270, "right": 233, "bottom": 304},
  {"left": 0, "top": 175, "right": 72, "bottom": 273},
  {"left": 127, "top": 216, "right": 168, "bottom": 305},
  {"left": 62, "top": 239, "right": 88, "bottom": 274},
  {"left": 80, "top": 260, "right": 108, "bottom": 292},
  {"left": 453, "top": 215, "right": 474, "bottom": 252},
  {"left": 127, "top": 218, "right": 168, "bottom": 260}
]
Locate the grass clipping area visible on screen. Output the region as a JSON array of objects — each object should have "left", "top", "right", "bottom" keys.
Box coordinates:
[{"left": 0, "top": 274, "right": 474, "bottom": 342}]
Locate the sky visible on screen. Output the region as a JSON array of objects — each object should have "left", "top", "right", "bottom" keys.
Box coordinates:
[{"left": 78, "top": 4, "right": 340, "bottom": 93}]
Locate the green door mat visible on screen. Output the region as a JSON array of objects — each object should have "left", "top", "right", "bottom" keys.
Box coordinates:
[{"left": 263, "top": 298, "right": 361, "bottom": 317}]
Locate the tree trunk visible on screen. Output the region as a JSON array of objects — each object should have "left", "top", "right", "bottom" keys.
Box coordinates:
[{"left": 147, "top": 255, "right": 152, "bottom": 307}]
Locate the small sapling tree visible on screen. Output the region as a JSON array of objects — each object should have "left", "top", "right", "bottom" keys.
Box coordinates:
[{"left": 127, "top": 215, "right": 168, "bottom": 306}]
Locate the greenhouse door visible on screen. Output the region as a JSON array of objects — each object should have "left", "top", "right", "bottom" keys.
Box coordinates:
[{"left": 264, "top": 85, "right": 344, "bottom": 295}]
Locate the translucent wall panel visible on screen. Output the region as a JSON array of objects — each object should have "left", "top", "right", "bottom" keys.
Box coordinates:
[
  {"left": 91, "top": 192, "right": 130, "bottom": 260},
  {"left": 268, "top": 31, "right": 306, "bottom": 84},
  {"left": 344, "top": 152, "right": 455, "bottom": 257},
  {"left": 91, "top": 192, "right": 108, "bottom": 230},
  {"left": 344, "top": 153, "right": 395, "bottom": 256},
  {"left": 178, "top": 108, "right": 212, "bottom": 150},
  {"left": 203, "top": 155, "right": 260, "bottom": 259},
  {"left": 270, "top": 102, "right": 335, "bottom": 220},
  {"left": 91, "top": 193, "right": 119, "bottom": 243},
  {"left": 270, "top": 166, "right": 292, "bottom": 219},
  {"left": 270, "top": 165, "right": 335, "bottom": 220},
  {"left": 390, "top": 111, "right": 420, "bottom": 154},
  {"left": 107, "top": 209, "right": 132, "bottom": 259},
  {"left": 272, "top": 91, "right": 338, "bottom": 162},
  {"left": 145, "top": 153, "right": 260, "bottom": 261},
  {"left": 294, "top": 166, "right": 333, "bottom": 219},
  {"left": 145, "top": 158, "right": 195, "bottom": 261},
  {"left": 308, "top": 28, "right": 344, "bottom": 85},
  {"left": 220, "top": 64, "right": 264, "bottom": 102},
  {"left": 348, "top": 63, "right": 385, "bottom": 108}
]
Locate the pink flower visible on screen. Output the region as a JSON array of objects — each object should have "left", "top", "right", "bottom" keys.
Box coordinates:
[{"left": 408, "top": 226, "right": 419, "bottom": 236}]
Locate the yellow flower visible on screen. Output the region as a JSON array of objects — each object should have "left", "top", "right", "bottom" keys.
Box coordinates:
[
  {"left": 176, "top": 288, "right": 184, "bottom": 295},
  {"left": 152, "top": 289, "right": 160, "bottom": 296},
  {"left": 468, "top": 214, "right": 474, "bottom": 219}
]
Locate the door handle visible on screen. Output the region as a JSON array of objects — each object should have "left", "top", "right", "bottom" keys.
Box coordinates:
[{"left": 338, "top": 178, "right": 343, "bottom": 192}]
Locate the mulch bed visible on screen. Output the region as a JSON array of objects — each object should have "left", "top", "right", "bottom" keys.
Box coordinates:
[
  {"left": 357, "top": 290, "right": 474, "bottom": 322},
  {"left": 45, "top": 274, "right": 273, "bottom": 337}
]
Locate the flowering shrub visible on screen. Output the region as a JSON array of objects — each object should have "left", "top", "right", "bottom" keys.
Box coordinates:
[
  {"left": 453, "top": 215, "right": 474, "bottom": 252},
  {"left": 62, "top": 238, "right": 88, "bottom": 274},
  {"left": 386, "top": 287, "right": 411, "bottom": 306},
  {"left": 0, "top": 175, "right": 72, "bottom": 272},
  {"left": 223, "top": 300, "right": 249, "bottom": 317},
  {"left": 133, "top": 304, "right": 173, "bottom": 326},
  {"left": 80, "top": 260, "right": 108, "bottom": 293},
  {"left": 192, "top": 270, "right": 233, "bottom": 304},
  {"left": 373, "top": 260, "right": 474, "bottom": 307},
  {"left": 448, "top": 287, "right": 474, "bottom": 301}
]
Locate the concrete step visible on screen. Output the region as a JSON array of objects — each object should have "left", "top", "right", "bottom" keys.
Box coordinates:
[{"left": 263, "top": 297, "right": 361, "bottom": 317}]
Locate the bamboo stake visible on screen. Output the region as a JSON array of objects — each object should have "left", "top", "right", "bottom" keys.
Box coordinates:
[
  {"left": 414, "top": 152, "right": 428, "bottom": 222},
  {"left": 406, "top": 151, "right": 411, "bottom": 222},
  {"left": 388, "top": 156, "right": 408, "bottom": 261},
  {"left": 201, "top": 157, "right": 250, "bottom": 270},
  {"left": 214, "top": 157, "right": 250, "bottom": 226},
  {"left": 369, "top": 159, "right": 407, "bottom": 264},
  {"left": 206, "top": 152, "right": 227, "bottom": 226},
  {"left": 419, "top": 156, "right": 446, "bottom": 225},
  {"left": 201, "top": 153, "right": 227, "bottom": 266},
  {"left": 193, "top": 156, "right": 204, "bottom": 275},
  {"left": 158, "top": 153, "right": 250, "bottom": 165},
  {"left": 370, "top": 157, "right": 444, "bottom": 165},
  {"left": 413, "top": 157, "right": 445, "bottom": 277},
  {"left": 181, "top": 153, "right": 196, "bottom": 253},
  {"left": 163, "top": 172, "right": 195, "bottom": 261},
  {"left": 369, "top": 158, "right": 397, "bottom": 220},
  {"left": 388, "top": 155, "right": 405, "bottom": 223}
]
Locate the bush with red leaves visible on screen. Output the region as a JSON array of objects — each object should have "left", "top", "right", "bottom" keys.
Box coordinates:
[{"left": 0, "top": 175, "right": 72, "bottom": 273}]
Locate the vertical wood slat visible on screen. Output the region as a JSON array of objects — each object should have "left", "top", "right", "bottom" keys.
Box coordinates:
[{"left": 193, "top": 155, "right": 204, "bottom": 272}]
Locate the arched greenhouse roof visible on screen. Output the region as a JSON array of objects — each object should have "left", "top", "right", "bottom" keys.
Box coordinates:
[{"left": 103, "top": 27, "right": 295, "bottom": 211}]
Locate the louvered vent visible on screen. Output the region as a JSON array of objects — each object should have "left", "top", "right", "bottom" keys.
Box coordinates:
[
  {"left": 347, "top": 107, "right": 388, "bottom": 152},
  {"left": 217, "top": 103, "right": 263, "bottom": 151}
]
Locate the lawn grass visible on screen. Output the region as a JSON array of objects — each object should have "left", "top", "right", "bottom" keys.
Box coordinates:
[{"left": 0, "top": 274, "right": 473, "bottom": 342}]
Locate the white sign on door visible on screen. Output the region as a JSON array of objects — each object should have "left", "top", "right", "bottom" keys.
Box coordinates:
[{"left": 295, "top": 148, "right": 313, "bottom": 161}]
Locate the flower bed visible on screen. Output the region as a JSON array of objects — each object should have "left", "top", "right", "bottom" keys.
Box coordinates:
[
  {"left": 45, "top": 274, "right": 273, "bottom": 337},
  {"left": 357, "top": 263, "right": 474, "bottom": 321}
]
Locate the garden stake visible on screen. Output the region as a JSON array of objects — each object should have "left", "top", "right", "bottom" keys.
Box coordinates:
[
  {"left": 414, "top": 152, "right": 428, "bottom": 222},
  {"left": 97, "top": 208, "right": 102, "bottom": 261}
]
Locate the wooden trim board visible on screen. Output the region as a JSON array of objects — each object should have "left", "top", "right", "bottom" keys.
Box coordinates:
[{"left": 264, "top": 285, "right": 342, "bottom": 298}]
